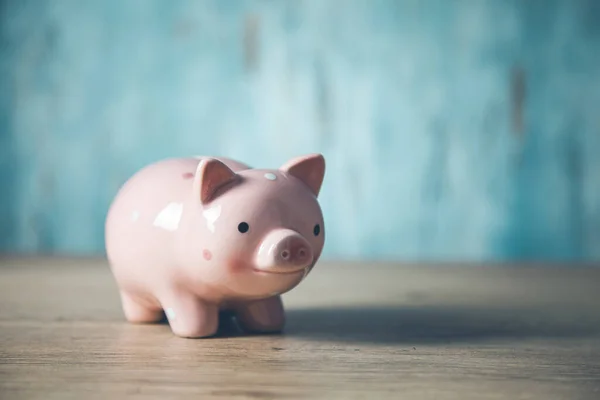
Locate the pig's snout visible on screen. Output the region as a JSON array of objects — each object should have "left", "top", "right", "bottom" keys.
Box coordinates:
[
  {"left": 277, "top": 235, "right": 311, "bottom": 265},
  {"left": 256, "top": 229, "right": 313, "bottom": 273}
]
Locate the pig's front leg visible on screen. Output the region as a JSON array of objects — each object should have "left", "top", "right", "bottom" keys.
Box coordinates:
[
  {"left": 234, "top": 296, "right": 285, "bottom": 333},
  {"left": 160, "top": 292, "right": 219, "bottom": 338}
]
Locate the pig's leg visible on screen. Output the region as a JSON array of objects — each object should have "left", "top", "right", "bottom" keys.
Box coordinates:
[
  {"left": 160, "top": 293, "right": 219, "bottom": 338},
  {"left": 120, "top": 291, "right": 164, "bottom": 323},
  {"left": 234, "top": 296, "right": 285, "bottom": 333}
]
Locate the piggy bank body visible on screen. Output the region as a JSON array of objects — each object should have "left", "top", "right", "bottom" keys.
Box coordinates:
[{"left": 105, "top": 154, "right": 325, "bottom": 338}]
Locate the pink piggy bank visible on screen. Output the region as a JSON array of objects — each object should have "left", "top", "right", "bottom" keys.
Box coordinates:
[{"left": 105, "top": 154, "right": 326, "bottom": 338}]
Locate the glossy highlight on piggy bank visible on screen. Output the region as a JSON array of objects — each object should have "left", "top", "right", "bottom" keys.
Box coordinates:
[{"left": 105, "top": 154, "right": 326, "bottom": 338}]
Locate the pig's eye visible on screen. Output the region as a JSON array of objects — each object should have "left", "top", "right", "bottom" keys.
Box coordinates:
[
  {"left": 238, "top": 222, "right": 249, "bottom": 233},
  {"left": 313, "top": 224, "right": 321, "bottom": 236}
]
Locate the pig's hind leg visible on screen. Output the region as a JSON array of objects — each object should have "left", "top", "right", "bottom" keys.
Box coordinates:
[
  {"left": 234, "top": 295, "right": 285, "bottom": 333},
  {"left": 120, "top": 291, "right": 164, "bottom": 323}
]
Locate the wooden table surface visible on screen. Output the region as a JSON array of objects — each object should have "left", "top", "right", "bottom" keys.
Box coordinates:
[{"left": 1, "top": 257, "right": 599, "bottom": 399}]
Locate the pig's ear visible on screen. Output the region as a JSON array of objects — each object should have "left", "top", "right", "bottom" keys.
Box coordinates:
[
  {"left": 193, "top": 158, "right": 238, "bottom": 204},
  {"left": 280, "top": 153, "right": 326, "bottom": 197}
]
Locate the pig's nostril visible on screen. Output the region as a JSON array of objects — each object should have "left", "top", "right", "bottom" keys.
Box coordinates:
[
  {"left": 281, "top": 250, "right": 290, "bottom": 260},
  {"left": 298, "top": 248, "right": 306, "bottom": 259}
]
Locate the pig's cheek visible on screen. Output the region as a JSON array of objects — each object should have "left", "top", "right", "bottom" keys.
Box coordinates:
[
  {"left": 309, "top": 242, "right": 322, "bottom": 261},
  {"left": 228, "top": 258, "right": 251, "bottom": 274}
]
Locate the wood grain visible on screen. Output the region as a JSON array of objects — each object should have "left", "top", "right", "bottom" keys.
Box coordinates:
[{"left": 1, "top": 257, "right": 600, "bottom": 399}]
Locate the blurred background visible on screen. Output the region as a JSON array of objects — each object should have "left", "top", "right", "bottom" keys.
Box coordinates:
[{"left": 0, "top": 0, "right": 598, "bottom": 263}]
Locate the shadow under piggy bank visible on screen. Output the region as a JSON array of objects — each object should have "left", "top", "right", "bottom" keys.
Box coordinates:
[{"left": 280, "top": 306, "right": 600, "bottom": 345}]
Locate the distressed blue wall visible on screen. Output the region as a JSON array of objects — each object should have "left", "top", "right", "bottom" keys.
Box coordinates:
[{"left": 1, "top": 0, "right": 599, "bottom": 262}]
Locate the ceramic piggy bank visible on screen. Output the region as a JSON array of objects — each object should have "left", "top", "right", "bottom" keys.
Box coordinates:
[{"left": 105, "top": 154, "right": 326, "bottom": 338}]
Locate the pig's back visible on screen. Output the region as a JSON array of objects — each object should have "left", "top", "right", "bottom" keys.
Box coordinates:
[{"left": 105, "top": 157, "right": 249, "bottom": 288}]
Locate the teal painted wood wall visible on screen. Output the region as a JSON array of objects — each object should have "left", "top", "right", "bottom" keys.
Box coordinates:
[{"left": 1, "top": 0, "right": 599, "bottom": 262}]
